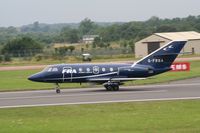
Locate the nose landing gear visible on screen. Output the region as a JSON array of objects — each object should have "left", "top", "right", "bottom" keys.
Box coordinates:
[{"left": 55, "top": 83, "right": 61, "bottom": 93}]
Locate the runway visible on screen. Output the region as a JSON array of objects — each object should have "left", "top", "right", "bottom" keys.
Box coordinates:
[{"left": 0, "top": 78, "right": 200, "bottom": 109}]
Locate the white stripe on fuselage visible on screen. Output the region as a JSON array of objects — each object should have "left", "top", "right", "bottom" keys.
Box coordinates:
[
  {"left": 45, "top": 64, "right": 134, "bottom": 81},
  {"left": 47, "top": 71, "right": 118, "bottom": 81}
]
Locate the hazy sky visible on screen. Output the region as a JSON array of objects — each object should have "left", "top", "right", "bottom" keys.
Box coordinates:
[{"left": 0, "top": 0, "right": 199, "bottom": 27}]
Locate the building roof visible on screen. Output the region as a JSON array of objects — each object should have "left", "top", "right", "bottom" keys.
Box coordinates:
[{"left": 155, "top": 31, "right": 200, "bottom": 41}]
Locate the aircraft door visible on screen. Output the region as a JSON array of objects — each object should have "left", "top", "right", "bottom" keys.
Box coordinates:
[{"left": 62, "top": 67, "right": 73, "bottom": 82}]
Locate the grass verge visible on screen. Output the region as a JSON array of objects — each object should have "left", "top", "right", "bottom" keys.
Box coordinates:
[
  {"left": 0, "top": 100, "right": 200, "bottom": 133},
  {"left": 0, "top": 54, "right": 135, "bottom": 67}
]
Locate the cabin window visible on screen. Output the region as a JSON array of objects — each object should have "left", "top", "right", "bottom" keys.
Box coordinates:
[
  {"left": 79, "top": 68, "right": 83, "bottom": 72},
  {"left": 102, "top": 68, "right": 106, "bottom": 72},
  {"left": 110, "top": 68, "right": 114, "bottom": 72},
  {"left": 52, "top": 68, "right": 58, "bottom": 72},
  {"left": 43, "top": 67, "right": 50, "bottom": 72},
  {"left": 87, "top": 68, "right": 91, "bottom": 72},
  {"left": 47, "top": 68, "right": 52, "bottom": 72},
  {"left": 43, "top": 67, "right": 58, "bottom": 72}
]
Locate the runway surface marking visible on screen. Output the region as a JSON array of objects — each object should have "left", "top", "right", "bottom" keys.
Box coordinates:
[
  {"left": 0, "top": 96, "right": 200, "bottom": 109},
  {"left": 0, "top": 83, "right": 199, "bottom": 95},
  {"left": 0, "top": 90, "right": 167, "bottom": 100},
  {"left": 0, "top": 78, "right": 200, "bottom": 109}
]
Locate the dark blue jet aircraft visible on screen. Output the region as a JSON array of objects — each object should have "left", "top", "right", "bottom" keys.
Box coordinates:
[{"left": 28, "top": 41, "right": 187, "bottom": 93}]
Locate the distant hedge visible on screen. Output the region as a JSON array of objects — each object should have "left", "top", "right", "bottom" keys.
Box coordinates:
[{"left": 2, "top": 37, "right": 43, "bottom": 57}]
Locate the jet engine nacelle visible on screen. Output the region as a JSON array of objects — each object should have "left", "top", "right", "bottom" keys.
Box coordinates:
[{"left": 118, "top": 65, "right": 155, "bottom": 77}]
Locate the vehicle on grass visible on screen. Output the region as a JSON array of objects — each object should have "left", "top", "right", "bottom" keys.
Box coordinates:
[
  {"left": 28, "top": 41, "right": 187, "bottom": 93},
  {"left": 82, "top": 53, "right": 92, "bottom": 62}
]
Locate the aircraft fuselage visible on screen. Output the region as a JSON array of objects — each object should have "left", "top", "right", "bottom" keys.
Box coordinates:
[
  {"left": 29, "top": 63, "right": 169, "bottom": 83},
  {"left": 28, "top": 41, "right": 187, "bottom": 93}
]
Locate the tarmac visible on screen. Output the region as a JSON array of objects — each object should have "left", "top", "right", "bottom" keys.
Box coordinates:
[{"left": 0, "top": 78, "right": 200, "bottom": 109}]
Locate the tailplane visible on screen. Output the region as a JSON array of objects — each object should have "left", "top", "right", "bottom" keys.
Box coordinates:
[{"left": 132, "top": 41, "right": 187, "bottom": 69}]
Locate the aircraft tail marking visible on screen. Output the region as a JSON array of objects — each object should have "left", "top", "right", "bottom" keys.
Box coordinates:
[{"left": 132, "top": 41, "right": 187, "bottom": 69}]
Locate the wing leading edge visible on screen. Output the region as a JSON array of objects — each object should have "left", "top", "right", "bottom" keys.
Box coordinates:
[{"left": 88, "top": 77, "right": 146, "bottom": 82}]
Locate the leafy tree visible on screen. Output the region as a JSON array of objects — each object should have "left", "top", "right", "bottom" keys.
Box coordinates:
[
  {"left": 79, "top": 18, "right": 96, "bottom": 35},
  {"left": 86, "top": 44, "right": 89, "bottom": 49},
  {"left": 128, "top": 40, "right": 135, "bottom": 53},
  {"left": 1, "top": 15, "right": 200, "bottom": 51},
  {"left": 4, "top": 54, "right": 12, "bottom": 62},
  {"left": 120, "top": 41, "right": 128, "bottom": 48},
  {"left": 6, "top": 26, "right": 18, "bottom": 34},
  {"left": 155, "top": 25, "right": 177, "bottom": 32},
  {"left": 68, "top": 46, "right": 75, "bottom": 53},
  {"left": 194, "top": 23, "right": 200, "bottom": 32},
  {"left": 34, "top": 54, "right": 43, "bottom": 61},
  {"left": 0, "top": 55, "right": 3, "bottom": 63},
  {"left": 33, "top": 21, "right": 40, "bottom": 32},
  {"left": 93, "top": 37, "right": 106, "bottom": 48},
  {"left": 58, "top": 47, "right": 67, "bottom": 56},
  {"left": 59, "top": 27, "right": 79, "bottom": 43},
  {"left": 55, "top": 46, "right": 75, "bottom": 56},
  {"left": 67, "top": 29, "right": 79, "bottom": 43},
  {"left": 81, "top": 48, "right": 84, "bottom": 53},
  {"left": 2, "top": 37, "right": 43, "bottom": 57},
  {"left": 93, "top": 37, "right": 101, "bottom": 45}
]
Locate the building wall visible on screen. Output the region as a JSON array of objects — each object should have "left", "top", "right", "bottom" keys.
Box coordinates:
[
  {"left": 135, "top": 41, "right": 148, "bottom": 58},
  {"left": 83, "top": 40, "right": 93, "bottom": 44},
  {"left": 82, "top": 35, "right": 99, "bottom": 44},
  {"left": 135, "top": 35, "right": 170, "bottom": 58},
  {"left": 184, "top": 40, "right": 200, "bottom": 54},
  {"left": 135, "top": 34, "right": 200, "bottom": 58}
]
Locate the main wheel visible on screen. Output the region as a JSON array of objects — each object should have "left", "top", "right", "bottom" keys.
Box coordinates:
[
  {"left": 56, "top": 89, "right": 61, "bottom": 93},
  {"left": 113, "top": 85, "right": 119, "bottom": 91},
  {"left": 104, "top": 82, "right": 120, "bottom": 91},
  {"left": 105, "top": 85, "right": 113, "bottom": 91}
]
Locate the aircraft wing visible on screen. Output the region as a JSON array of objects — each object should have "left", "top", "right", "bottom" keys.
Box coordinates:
[{"left": 88, "top": 77, "right": 146, "bottom": 82}]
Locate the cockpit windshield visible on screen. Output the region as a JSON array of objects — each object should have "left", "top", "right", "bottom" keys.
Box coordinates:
[{"left": 43, "top": 66, "right": 58, "bottom": 72}]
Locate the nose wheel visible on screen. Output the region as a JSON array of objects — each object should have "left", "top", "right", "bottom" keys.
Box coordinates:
[{"left": 55, "top": 83, "right": 61, "bottom": 93}]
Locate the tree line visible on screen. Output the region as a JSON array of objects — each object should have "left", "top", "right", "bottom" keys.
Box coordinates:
[
  {"left": 1, "top": 15, "right": 200, "bottom": 59},
  {"left": 0, "top": 15, "right": 200, "bottom": 45}
]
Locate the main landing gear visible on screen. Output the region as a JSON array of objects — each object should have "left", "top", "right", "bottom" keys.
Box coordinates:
[
  {"left": 55, "top": 83, "right": 61, "bottom": 93},
  {"left": 103, "top": 82, "right": 119, "bottom": 91}
]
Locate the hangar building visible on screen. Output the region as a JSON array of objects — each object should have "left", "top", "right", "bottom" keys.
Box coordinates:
[{"left": 135, "top": 31, "right": 200, "bottom": 58}]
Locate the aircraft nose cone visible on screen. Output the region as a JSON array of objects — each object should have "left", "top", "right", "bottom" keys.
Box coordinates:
[
  {"left": 28, "top": 74, "right": 38, "bottom": 81},
  {"left": 28, "top": 73, "right": 44, "bottom": 82},
  {"left": 28, "top": 75, "right": 35, "bottom": 81}
]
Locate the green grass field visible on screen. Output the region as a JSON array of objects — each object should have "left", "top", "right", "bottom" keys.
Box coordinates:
[
  {"left": 0, "top": 69, "right": 88, "bottom": 91},
  {"left": 0, "top": 100, "right": 200, "bottom": 133},
  {"left": 0, "top": 54, "right": 198, "bottom": 67},
  {"left": 0, "top": 60, "right": 200, "bottom": 92},
  {"left": 0, "top": 54, "right": 135, "bottom": 67}
]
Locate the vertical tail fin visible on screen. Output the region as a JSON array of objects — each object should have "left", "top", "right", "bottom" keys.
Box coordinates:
[{"left": 132, "top": 41, "right": 187, "bottom": 69}]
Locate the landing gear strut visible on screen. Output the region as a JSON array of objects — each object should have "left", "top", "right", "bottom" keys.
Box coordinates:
[
  {"left": 103, "top": 82, "right": 119, "bottom": 91},
  {"left": 55, "top": 83, "right": 61, "bottom": 93}
]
